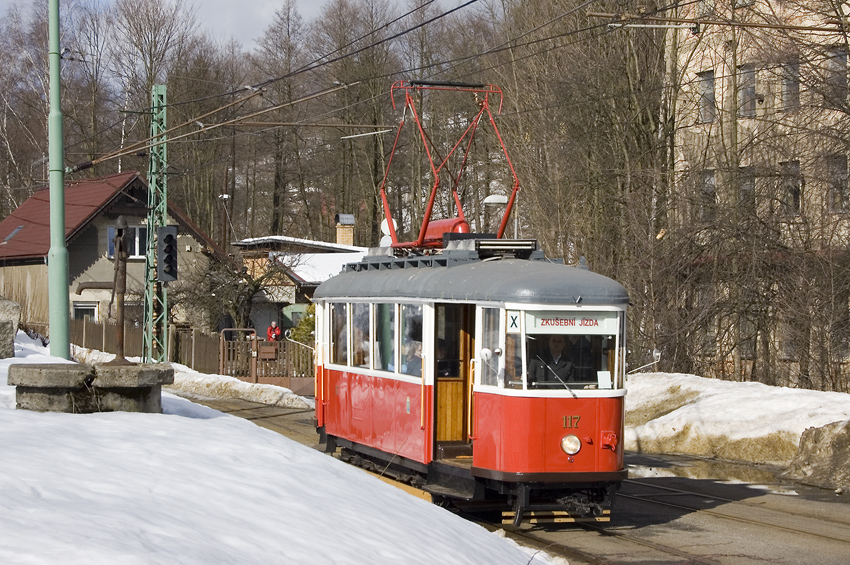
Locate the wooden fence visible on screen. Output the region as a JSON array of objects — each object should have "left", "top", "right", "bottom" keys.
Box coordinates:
[
  {"left": 57, "top": 320, "right": 314, "bottom": 395},
  {"left": 70, "top": 318, "right": 144, "bottom": 358},
  {"left": 217, "top": 329, "right": 315, "bottom": 395}
]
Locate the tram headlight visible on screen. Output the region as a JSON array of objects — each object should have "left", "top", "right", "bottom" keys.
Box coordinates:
[{"left": 561, "top": 434, "right": 581, "bottom": 455}]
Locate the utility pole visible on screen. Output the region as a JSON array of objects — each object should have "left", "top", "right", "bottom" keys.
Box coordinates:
[
  {"left": 47, "top": 0, "right": 70, "bottom": 359},
  {"left": 143, "top": 85, "right": 169, "bottom": 362}
]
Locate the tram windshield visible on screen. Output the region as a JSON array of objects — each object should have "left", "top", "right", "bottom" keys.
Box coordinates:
[{"left": 501, "top": 310, "right": 623, "bottom": 391}]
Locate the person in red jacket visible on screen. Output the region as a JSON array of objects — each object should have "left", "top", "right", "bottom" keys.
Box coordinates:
[{"left": 267, "top": 321, "right": 281, "bottom": 341}]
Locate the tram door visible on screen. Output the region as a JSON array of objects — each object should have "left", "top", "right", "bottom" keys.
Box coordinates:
[{"left": 434, "top": 303, "right": 475, "bottom": 458}]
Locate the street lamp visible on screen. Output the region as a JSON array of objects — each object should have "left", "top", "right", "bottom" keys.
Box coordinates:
[
  {"left": 483, "top": 194, "right": 518, "bottom": 238},
  {"left": 219, "top": 193, "right": 231, "bottom": 251}
]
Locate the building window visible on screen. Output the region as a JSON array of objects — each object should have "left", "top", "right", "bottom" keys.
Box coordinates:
[
  {"left": 739, "top": 317, "right": 756, "bottom": 360},
  {"left": 779, "top": 317, "right": 801, "bottom": 361},
  {"left": 697, "top": 70, "right": 716, "bottom": 123},
  {"left": 739, "top": 167, "right": 756, "bottom": 216},
  {"left": 107, "top": 225, "right": 147, "bottom": 259},
  {"left": 825, "top": 47, "right": 847, "bottom": 107},
  {"left": 73, "top": 302, "right": 98, "bottom": 321},
  {"left": 123, "top": 301, "right": 144, "bottom": 328},
  {"left": 782, "top": 59, "right": 800, "bottom": 111},
  {"left": 780, "top": 160, "right": 802, "bottom": 216},
  {"left": 699, "top": 169, "right": 717, "bottom": 221},
  {"left": 738, "top": 64, "right": 757, "bottom": 117},
  {"left": 694, "top": 286, "right": 716, "bottom": 356},
  {"left": 827, "top": 154, "right": 848, "bottom": 212}
]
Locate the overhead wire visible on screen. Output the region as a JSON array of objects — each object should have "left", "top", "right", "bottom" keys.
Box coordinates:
[
  {"left": 65, "top": 0, "right": 828, "bottom": 177},
  {"left": 68, "top": 82, "right": 357, "bottom": 173},
  {"left": 289, "top": 0, "right": 440, "bottom": 76},
  {"left": 149, "top": 0, "right": 474, "bottom": 110},
  {"left": 252, "top": 0, "right": 480, "bottom": 91},
  {"left": 63, "top": 1, "right": 479, "bottom": 172}
]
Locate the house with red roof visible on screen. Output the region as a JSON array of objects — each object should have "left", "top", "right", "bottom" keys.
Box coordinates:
[{"left": 0, "top": 171, "right": 224, "bottom": 328}]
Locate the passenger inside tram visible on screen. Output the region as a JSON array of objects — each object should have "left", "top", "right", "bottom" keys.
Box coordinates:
[{"left": 402, "top": 340, "right": 422, "bottom": 376}]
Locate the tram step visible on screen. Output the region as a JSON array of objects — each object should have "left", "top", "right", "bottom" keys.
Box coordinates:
[
  {"left": 502, "top": 509, "right": 610, "bottom": 525},
  {"left": 435, "top": 442, "right": 473, "bottom": 459},
  {"left": 421, "top": 483, "right": 477, "bottom": 501}
]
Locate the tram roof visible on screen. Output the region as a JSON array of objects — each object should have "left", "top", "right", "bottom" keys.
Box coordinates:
[{"left": 314, "top": 252, "right": 629, "bottom": 306}]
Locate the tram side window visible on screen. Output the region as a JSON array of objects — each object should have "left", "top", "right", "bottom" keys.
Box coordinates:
[
  {"left": 400, "top": 304, "right": 423, "bottom": 376},
  {"left": 504, "top": 334, "right": 522, "bottom": 388},
  {"left": 352, "top": 303, "right": 370, "bottom": 368},
  {"left": 375, "top": 303, "right": 396, "bottom": 372},
  {"left": 480, "top": 308, "right": 500, "bottom": 386},
  {"left": 330, "top": 303, "right": 348, "bottom": 365}
]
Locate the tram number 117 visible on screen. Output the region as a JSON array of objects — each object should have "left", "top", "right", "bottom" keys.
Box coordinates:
[{"left": 562, "top": 415, "right": 580, "bottom": 428}]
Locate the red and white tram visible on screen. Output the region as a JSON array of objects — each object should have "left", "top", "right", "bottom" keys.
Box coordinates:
[
  {"left": 313, "top": 238, "right": 628, "bottom": 524},
  {"left": 314, "top": 81, "right": 628, "bottom": 524}
]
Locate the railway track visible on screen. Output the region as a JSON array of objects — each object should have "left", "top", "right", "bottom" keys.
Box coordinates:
[
  {"left": 496, "top": 522, "right": 723, "bottom": 565},
  {"left": 618, "top": 478, "right": 850, "bottom": 546},
  {"left": 464, "top": 474, "right": 850, "bottom": 564}
]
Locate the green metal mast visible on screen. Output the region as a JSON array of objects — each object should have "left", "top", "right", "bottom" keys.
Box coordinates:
[
  {"left": 47, "top": 0, "right": 70, "bottom": 359},
  {"left": 143, "top": 85, "right": 169, "bottom": 362}
]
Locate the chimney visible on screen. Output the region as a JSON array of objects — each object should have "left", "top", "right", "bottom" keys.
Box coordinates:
[{"left": 334, "top": 213, "right": 355, "bottom": 246}]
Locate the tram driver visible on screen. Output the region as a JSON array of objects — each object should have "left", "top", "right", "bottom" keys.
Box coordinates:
[{"left": 528, "top": 334, "right": 576, "bottom": 386}]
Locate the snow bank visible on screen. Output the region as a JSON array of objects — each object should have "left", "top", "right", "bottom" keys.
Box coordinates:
[
  {"left": 625, "top": 372, "right": 850, "bottom": 466},
  {"left": 2, "top": 334, "right": 554, "bottom": 564},
  {"left": 785, "top": 420, "right": 850, "bottom": 490}
]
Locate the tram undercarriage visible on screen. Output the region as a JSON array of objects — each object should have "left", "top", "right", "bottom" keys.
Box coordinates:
[{"left": 323, "top": 433, "right": 620, "bottom": 526}]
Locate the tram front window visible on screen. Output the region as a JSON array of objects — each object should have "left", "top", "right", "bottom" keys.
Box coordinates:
[{"left": 526, "top": 333, "right": 612, "bottom": 389}]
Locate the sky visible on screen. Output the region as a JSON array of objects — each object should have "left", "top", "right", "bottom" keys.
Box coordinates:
[
  {"left": 193, "top": 0, "right": 328, "bottom": 48},
  {"left": 0, "top": 0, "right": 330, "bottom": 49},
  {"left": 1, "top": 334, "right": 561, "bottom": 564},
  {"left": 3, "top": 333, "right": 849, "bottom": 562}
]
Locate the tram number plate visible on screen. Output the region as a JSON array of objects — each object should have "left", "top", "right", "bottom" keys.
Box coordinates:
[{"left": 562, "top": 415, "right": 580, "bottom": 428}]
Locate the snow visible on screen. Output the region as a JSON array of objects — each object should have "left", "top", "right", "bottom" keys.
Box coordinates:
[
  {"left": 4, "top": 332, "right": 850, "bottom": 563},
  {"left": 625, "top": 372, "right": 850, "bottom": 465},
  {"left": 278, "top": 251, "right": 369, "bottom": 284},
  {"left": 2, "top": 334, "right": 560, "bottom": 564}
]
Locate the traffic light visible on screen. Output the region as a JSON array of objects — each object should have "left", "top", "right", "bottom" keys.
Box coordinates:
[{"left": 156, "top": 225, "right": 178, "bottom": 282}]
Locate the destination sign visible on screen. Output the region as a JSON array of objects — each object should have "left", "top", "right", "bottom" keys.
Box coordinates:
[{"left": 521, "top": 311, "right": 619, "bottom": 335}]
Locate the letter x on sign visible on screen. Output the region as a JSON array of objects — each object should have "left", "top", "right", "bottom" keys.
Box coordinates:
[{"left": 509, "top": 313, "right": 519, "bottom": 330}]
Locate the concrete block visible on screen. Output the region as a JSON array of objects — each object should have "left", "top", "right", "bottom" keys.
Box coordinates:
[
  {"left": 7, "top": 362, "right": 174, "bottom": 414},
  {"left": 0, "top": 298, "right": 21, "bottom": 358},
  {"left": 92, "top": 364, "right": 175, "bottom": 387},
  {"left": 7, "top": 364, "right": 93, "bottom": 388}
]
